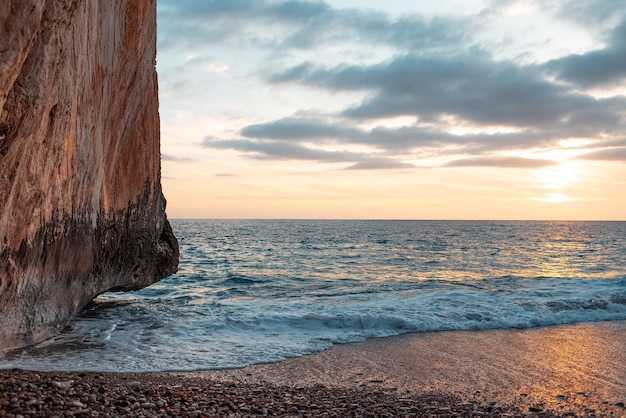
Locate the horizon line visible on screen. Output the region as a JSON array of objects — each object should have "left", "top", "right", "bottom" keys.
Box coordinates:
[{"left": 168, "top": 218, "right": 626, "bottom": 222}]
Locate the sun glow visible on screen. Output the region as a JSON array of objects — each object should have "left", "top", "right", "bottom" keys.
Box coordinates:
[
  {"left": 536, "top": 162, "right": 580, "bottom": 190},
  {"left": 533, "top": 161, "right": 582, "bottom": 204},
  {"left": 534, "top": 193, "right": 574, "bottom": 203}
]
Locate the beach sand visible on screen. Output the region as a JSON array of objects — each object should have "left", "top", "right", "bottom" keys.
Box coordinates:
[
  {"left": 197, "top": 320, "right": 626, "bottom": 415},
  {"left": 1, "top": 321, "right": 625, "bottom": 416}
]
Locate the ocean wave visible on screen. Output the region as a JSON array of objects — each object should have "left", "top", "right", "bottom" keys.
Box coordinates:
[{"left": 2, "top": 220, "right": 626, "bottom": 372}]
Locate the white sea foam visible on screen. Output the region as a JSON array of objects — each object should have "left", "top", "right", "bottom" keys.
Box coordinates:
[{"left": 1, "top": 220, "right": 625, "bottom": 372}]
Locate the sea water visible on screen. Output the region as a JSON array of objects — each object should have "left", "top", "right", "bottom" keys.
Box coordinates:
[{"left": 2, "top": 220, "right": 626, "bottom": 372}]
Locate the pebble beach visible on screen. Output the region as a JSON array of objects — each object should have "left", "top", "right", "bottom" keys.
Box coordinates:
[
  {"left": 2, "top": 321, "right": 625, "bottom": 417},
  {"left": 0, "top": 370, "right": 545, "bottom": 417}
]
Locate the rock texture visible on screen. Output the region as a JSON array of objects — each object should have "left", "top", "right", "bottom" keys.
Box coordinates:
[{"left": 0, "top": 0, "right": 179, "bottom": 350}]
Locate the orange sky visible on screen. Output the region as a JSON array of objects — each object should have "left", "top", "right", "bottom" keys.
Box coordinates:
[{"left": 157, "top": 0, "right": 626, "bottom": 220}]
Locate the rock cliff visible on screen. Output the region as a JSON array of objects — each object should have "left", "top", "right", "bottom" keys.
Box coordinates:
[{"left": 0, "top": 0, "right": 179, "bottom": 350}]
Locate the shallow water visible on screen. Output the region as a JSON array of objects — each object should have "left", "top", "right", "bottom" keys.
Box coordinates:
[{"left": 2, "top": 220, "right": 626, "bottom": 371}]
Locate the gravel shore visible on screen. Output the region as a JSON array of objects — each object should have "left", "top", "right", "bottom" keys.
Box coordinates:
[
  {"left": 1, "top": 322, "right": 625, "bottom": 417},
  {"left": 0, "top": 369, "right": 557, "bottom": 417}
]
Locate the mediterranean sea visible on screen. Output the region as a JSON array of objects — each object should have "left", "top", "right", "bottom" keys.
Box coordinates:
[{"left": 3, "top": 220, "right": 626, "bottom": 371}]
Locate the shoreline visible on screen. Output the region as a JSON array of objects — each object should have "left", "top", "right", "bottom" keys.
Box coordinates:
[
  {"left": 1, "top": 321, "right": 625, "bottom": 416},
  {"left": 191, "top": 320, "right": 626, "bottom": 415}
]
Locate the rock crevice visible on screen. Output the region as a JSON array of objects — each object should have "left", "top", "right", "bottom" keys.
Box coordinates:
[{"left": 0, "top": 0, "right": 179, "bottom": 350}]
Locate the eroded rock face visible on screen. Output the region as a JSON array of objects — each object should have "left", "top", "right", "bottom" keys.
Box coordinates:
[{"left": 0, "top": 0, "right": 179, "bottom": 350}]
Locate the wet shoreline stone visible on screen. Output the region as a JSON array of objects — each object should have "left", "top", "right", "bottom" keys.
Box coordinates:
[{"left": 0, "top": 370, "right": 568, "bottom": 417}]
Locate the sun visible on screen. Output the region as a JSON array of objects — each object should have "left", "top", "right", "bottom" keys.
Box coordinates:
[
  {"left": 533, "top": 161, "right": 582, "bottom": 203},
  {"left": 536, "top": 162, "right": 580, "bottom": 190}
]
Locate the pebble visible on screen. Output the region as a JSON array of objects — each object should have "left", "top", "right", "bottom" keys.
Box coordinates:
[
  {"left": 0, "top": 369, "right": 616, "bottom": 417},
  {"left": 51, "top": 381, "right": 73, "bottom": 389}
]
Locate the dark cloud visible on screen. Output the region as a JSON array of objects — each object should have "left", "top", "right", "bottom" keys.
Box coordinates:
[
  {"left": 239, "top": 116, "right": 567, "bottom": 154},
  {"left": 168, "top": 0, "right": 626, "bottom": 171},
  {"left": 201, "top": 137, "right": 362, "bottom": 163},
  {"left": 269, "top": 53, "right": 626, "bottom": 130},
  {"left": 544, "top": 19, "right": 626, "bottom": 88},
  {"left": 201, "top": 136, "right": 413, "bottom": 170},
  {"left": 361, "top": 125, "right": 583, "bottom": 153},
  {"left": 241, "top": 117, "right": 366, "bottom": 141},
  {"left": 157, "top": 0, "right": 472, "bottom": 52},
  {"left": 445, "top": 156, "right": 557, "bottom": 169}
]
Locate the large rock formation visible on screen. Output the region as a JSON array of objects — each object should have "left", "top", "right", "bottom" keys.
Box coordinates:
[{"left": 0, "top": 0, "right": 179, "bottom": 350}]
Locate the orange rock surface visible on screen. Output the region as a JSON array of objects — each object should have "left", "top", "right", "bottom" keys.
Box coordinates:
[{"left": 0, "top": 0, "right": 178, "bottom": 350}]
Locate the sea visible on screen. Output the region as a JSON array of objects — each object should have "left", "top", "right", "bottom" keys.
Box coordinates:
[{"left": 2, "top": 220, "right": 626, "bottom": 372}]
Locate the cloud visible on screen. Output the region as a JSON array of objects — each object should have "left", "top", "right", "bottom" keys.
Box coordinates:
[
  {"left": 241, "top": 117, "right": 366, "bottom": 142},
  {"left": 280, "top": 9, "right": 472, "bottom": 51},
  {"left": 544, "top": 19, "right": 626, "bottom": 88},
  {"left": 548, "top": 0, "right": 626, "bottom": 27},
  {"left": 201, "top": 117, "right": 571, "bottom": 170},
  {"left": 166, "top": 0, "right": 626, "bottom": 172},
  {"left": 445, "top": 156, "right": 558, "bottom": 169},
  {"left": 485, "top": 0, "right": 625, "bottom": 28},
  {"left": 268, "top": 53, "right": 626, "bottom": 131},
  {"left": 238, "top": 116, "right": 568, "bottom": 154},
  {"left": 162, "top": 153, "right": 193, "bottom": 162},
  {"left": 345, "top": 160, "right": 414, "bottom": 170},
  {"left": 200, "top": 137, "right": 363, "bottom": 163},
  {"left": 157, "top": 0, "right": 472, "bottom": 52},
  {"left": 201, "top": 136, "right": 418, "bottom": 170},
  {"left": 585, "top": 138, "right": 626, "bottom": 149},
  {"left": 160, "top": 0, "right": 330, "bottom": 23},
  {"left": 575, "top": 147, "right": 626, "bottom": 162}
]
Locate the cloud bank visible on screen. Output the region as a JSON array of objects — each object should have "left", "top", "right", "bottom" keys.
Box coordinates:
[{"left": 160, "top": 0, "right": 626, "bottom": 170}]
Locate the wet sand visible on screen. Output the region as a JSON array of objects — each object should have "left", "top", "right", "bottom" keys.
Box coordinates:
[
  {"left": 194, "top": 321, "right": 626, "bottom": 416},
  {"left": 1, "top": 321, "right": 625, "bottom": 416}
]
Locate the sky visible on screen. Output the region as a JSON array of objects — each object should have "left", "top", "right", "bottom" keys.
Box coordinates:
[{"left": 156, "top": 0, "right": 626, "bottom": 220}]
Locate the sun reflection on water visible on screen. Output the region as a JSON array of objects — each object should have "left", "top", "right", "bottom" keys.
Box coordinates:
[{"left": 527, "top": 221, "right": 600, "bottom": 279}]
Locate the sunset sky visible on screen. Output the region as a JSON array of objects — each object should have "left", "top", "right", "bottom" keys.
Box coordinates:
[{"left": 156, "top": 0, "right": 626, "bottom": 220}]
